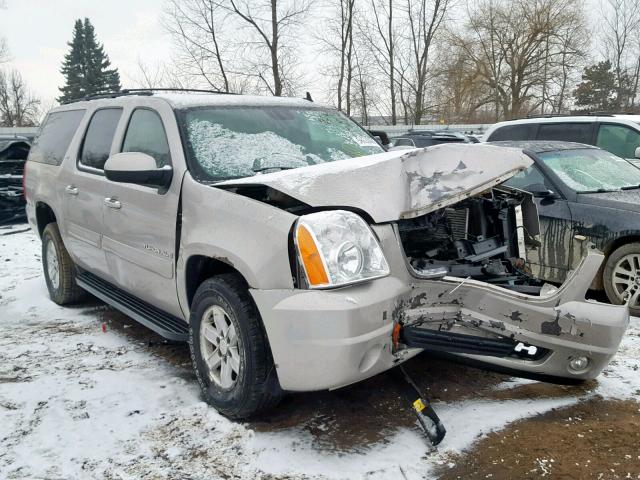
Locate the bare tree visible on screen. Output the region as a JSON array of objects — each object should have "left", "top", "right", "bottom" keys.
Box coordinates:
[
  {"left": 452, "top": 0, "right": 586, "bottom": 120},
  {"left": 128, "top": 57, "right": 200, "bottom": 90},
  {"left": 358, "top": 0, "right": 400, "bottom": 124},
  {"left": 402, "top": 0, "right": 451, "bottom": 124},
  {"left": 225, "top": 0, "right": 312, "bottom": 96},
  {"left": 0, "top": 69, "right": 40, "bottom": 127},
  {"left": 163, "top": 0, "right": 232, "bottom": 91},
  {"left": 600, "top": 0, "right": 640, "bottom": 108},
  {"left": 315, "top": 0, "right": 356, "bottom": 114}
]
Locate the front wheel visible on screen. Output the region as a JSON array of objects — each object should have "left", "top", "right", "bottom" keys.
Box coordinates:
[
  {"left": 603, "top": 242, "right": 640, "bottom": 316},
  {"left": 188, "top": 274, "right": 282, "bottom": 419}
]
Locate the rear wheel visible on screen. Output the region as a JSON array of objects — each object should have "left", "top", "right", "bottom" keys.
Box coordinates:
[
  {"left": 603, "top": 243, "right": 640, "bottom": 316},
  {"left": 189, "top": 274, "right": 282, "bottom": 419},
  {"left": 42, "top": 223, "right": 86, "bottom": 305}
]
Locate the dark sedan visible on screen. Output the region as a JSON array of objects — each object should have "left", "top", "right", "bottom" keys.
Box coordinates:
[
  {"left": 0, "top": 136, "right": 30, "bottom": 224},
  {"left": 391, "top": 131, "right": 478, "bottom": 149},
  {"left": 491, "top": 140, "right": 640, "bottom": 315}
]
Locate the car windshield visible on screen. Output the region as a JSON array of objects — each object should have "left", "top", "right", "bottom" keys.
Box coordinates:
[
  {"left": 180, "top": 106, "right": 383, "bottom": 181},
  {"left": 538, "top": 148, "right": 640, "bottom": 192}
]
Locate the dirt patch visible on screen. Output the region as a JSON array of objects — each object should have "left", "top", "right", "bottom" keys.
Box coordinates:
[
  {"left": 438, "top": 398, "right": 640, "bottom": 479},
  {"left": 249, "top": 354, "right": 513, "bottom": 453}
]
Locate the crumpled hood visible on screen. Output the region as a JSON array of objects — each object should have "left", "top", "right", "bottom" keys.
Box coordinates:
[{"left": 217, "top": 143, "right": 533, "bottom": 222}]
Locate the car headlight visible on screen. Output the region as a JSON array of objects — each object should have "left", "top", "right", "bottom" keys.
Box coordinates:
[{"left": 294, "top": 210, "right": 390, "bottom": 288}]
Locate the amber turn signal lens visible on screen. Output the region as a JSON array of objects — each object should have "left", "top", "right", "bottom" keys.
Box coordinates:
[{"left": 296, "top": 224, "right": 329, "bottom": 286}]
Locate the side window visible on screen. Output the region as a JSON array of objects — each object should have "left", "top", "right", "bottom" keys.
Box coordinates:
[
  {"left": 28, "top": 110, "right": 86, "bottom": 165},
  {"left": 596, "top": 124, "right": 640, "bottom": 159},
  {"left": 487, "top": 124, "right": 537, "bottom": 141},
  {"left": 537, "top": 123, "right": 592, "bottom": 144},
  {"left": 504, "top": 165, "right": 549, "bottom": 190},
  {"left": 79, "top": 108, "right": 122, "bottom": 171},
  {"left": 121, "top": 109, "right": 171, "bottom": 167}
]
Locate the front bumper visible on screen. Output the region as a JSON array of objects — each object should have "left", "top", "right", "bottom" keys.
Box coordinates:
[{"left": 251, "top": 245, "right": 629, "bottom": 392}]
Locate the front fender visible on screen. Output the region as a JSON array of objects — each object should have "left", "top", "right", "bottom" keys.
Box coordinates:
[{"left": 177, "top": 174, "right": 297, "bottom": 317}]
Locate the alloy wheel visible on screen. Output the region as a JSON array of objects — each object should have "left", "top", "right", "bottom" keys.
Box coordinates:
[
  {"left": 611, "top": 253, "right": 640, "bottom": 308},
  {"left": 199, "top": 305, "right": 242, "bottom": 389}
]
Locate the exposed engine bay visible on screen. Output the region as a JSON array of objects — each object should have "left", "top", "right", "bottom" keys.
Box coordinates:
[{"left": 398, "top": 186, "right": 544, "bottom": 294}]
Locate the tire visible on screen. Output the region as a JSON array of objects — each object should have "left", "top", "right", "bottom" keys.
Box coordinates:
[
  {"left": 42, "top": 223, "right": 86, "bottom": 305},
  {"left": 603, "top": 242, "right": 640, "bottom": 316},
  {"left": 189, "top": 274, "right": 282, "bottom": 419}
]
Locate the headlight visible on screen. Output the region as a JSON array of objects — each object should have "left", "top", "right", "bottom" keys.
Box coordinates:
[{"left": 294, "top": 210, "right": 390, "bottom": 288}]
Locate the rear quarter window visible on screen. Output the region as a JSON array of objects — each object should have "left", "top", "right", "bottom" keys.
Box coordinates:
[
  {"left": 537, "top": 123, "right": 593, "bottom": 144},
  {"left": 28, "top": 109, "right": 86, "bottom": 165},
  {"left": 487, "top": 124, "right": 537, "bottom": 141}
]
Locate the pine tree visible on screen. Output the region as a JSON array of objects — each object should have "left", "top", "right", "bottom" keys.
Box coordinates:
[
  {"left": 58, "top": 18, "right": 121, "bottom": 103},
  {"left": 58, "top": 20, "right": 86, "bottom": 103}
]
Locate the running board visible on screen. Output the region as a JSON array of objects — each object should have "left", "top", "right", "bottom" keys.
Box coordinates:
[
  {"left": 76, "top": 270, "right": 189, "bottom": 342},
  {"left": 401, "top": 325, "right": 548, "bottom": 360}
]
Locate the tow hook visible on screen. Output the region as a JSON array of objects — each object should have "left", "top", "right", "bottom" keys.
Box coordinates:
[{"left": 393, "top": 364, "right": 446, "bottom": 446}]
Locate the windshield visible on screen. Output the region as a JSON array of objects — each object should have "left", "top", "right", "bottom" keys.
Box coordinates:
[
  {"left": 538, "top": 148, "right": 640, "bottom": 192},
  {"left": 180, "top": 106, "right": 383, "bottom": 181}
]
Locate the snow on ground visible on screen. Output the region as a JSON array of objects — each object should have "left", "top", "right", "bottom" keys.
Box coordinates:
[{"left": 1, "top": 224, "right": 639, "bottom": 479}]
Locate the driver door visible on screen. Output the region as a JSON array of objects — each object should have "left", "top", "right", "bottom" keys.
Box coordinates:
[{"left": 505, "top": 165, "right": 574, "bottom": 283}]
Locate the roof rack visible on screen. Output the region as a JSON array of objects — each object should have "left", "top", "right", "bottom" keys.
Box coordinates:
[{"left": 63, "top": 87, "right": 234, "bottom": 105}]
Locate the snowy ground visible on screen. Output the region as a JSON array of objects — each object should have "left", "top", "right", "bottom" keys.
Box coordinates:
[{"left": 1, "top": 224, "right": 639, "bottom": 479}]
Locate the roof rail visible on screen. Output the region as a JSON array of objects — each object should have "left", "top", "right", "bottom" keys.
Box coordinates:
[
  {"left": 62, "top": 87, "right": 234, "bottom": 105},
  {"left": 524, "top": 112, "right": 621, "bottom": 119}
]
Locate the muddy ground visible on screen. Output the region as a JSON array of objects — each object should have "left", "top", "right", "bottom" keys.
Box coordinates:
[
  {"left": 103, "top": 307, "right": 640, "bottom": 478},
  {"left": 2, "top": 225, "right": 639, "bottom": 479}
]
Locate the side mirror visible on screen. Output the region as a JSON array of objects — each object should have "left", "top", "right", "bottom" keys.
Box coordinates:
[
  {"left": 526, "top": 183, "right": 555, "bottom": 198},
  {"left": 367, "top": 130, "right": 390, "bottom": 147},
  {"left": 635, "top": 146, "right": 640, "bottom": 159},
  {"left": 104, "top": 152, "right": 172, "bottom": 188}
]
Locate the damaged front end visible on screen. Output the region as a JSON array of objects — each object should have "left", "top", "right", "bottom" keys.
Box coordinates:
[
  {"left": 392, "top": 186, "right": 629, "bottom": 381},
  {"left": 228, "top": 143, "right": 628, "bottom": 389}
]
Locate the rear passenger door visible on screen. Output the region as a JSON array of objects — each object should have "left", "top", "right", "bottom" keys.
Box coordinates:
[
  {"left": 61, "top": 108, "right": 122, "bottom": 278},
  {"left": 102, "top": 105, "right": 182, "bottom": 317}
]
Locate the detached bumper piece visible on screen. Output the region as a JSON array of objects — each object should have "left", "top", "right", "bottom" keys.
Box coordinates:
[
  {"left": 393, "top": 365, "right": 446, "bottom": 446},
  {"left": 401, "top": 325, "right": 548, "bottom": 361}
]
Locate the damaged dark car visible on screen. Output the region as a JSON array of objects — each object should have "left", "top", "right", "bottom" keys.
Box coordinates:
[
  {"left": 492, "top": 141, "right": 640, "bottom": 316},
  {"left": 0, "top": 136, "right": 30, "bottom": 224}
]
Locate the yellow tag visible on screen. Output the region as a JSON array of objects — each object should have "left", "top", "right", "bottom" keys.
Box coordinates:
[{"left": 413, "top": 398, "right": 426, "bottom": 412}]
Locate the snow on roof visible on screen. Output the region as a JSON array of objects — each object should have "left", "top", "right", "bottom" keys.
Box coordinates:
[{"left": 156, "top": 93, "right": 326, "bottom": 109}]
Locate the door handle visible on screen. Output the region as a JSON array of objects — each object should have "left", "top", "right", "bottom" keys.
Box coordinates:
[
  {"left": 65, "top": 185, "right": 78, "bottom": 196},
  {"left": 104, "top": 197, "right": 122, "bottom": 209}
]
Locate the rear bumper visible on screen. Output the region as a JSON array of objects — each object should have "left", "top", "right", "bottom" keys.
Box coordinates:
[{"left": 251, "top": 245, "right": 629, "bottom": 392}]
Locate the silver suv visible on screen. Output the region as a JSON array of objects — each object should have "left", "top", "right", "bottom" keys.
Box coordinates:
[{"left": 24, "top": 90, "right": 629, "bottom": 418}]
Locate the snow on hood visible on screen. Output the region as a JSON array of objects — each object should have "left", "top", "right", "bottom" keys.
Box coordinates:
[{"left": 217, "top": 143, "right": 533, "bottom": 222}]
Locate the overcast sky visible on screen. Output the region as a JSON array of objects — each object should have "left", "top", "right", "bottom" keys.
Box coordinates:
[
  {"left": 0, "top": 0, "right": 171, "bottom": 103},
  {"left": 1, "top": 0, "right": 601, "bottom": 107}
]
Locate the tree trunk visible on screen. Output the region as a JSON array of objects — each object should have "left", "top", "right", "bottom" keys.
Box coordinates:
[
  {"left": 271, "top": 0, "right": 282, "bottom": 96},
  {"left": 389, "top": 0, "right": 396, "bottom": 125}
]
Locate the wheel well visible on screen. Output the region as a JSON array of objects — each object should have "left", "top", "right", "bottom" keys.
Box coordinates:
[
  {"left": 185, "top": 255, "right": 247, "bottom": 308},
  {"left": 602, "top": 235, "right": 640, "bottom": 256},
  {"left": 35, "top": 202, "right": 57, "bottom": 238}
]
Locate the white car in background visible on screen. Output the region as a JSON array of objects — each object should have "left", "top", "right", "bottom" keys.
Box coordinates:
[{"left": 484, "top": 114, "right": 640, "bottom": 166}]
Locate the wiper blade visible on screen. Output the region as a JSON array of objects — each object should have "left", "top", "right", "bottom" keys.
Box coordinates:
[
  {"left": 580, "top": 188, "right": 619, "bottom": 193},
  {"left": 251, "top": 166, "right": 296, "bottom": 173},
  {"left": 621, "top": 184, "right": 640, "bottom": 190}
]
